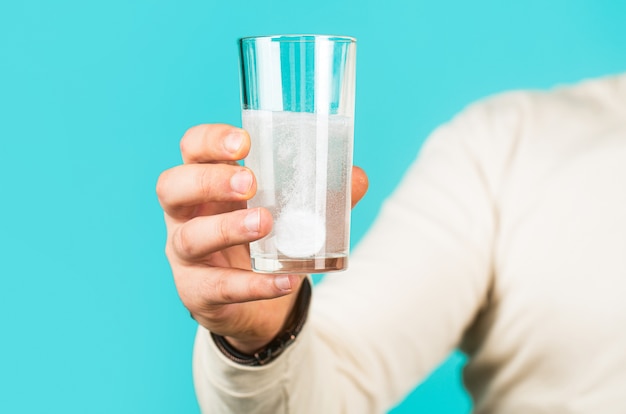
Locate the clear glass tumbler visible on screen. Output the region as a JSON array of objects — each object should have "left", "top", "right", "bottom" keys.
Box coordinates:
[{"left": 239, "top": 34, "right": 357, "bottom": 273}]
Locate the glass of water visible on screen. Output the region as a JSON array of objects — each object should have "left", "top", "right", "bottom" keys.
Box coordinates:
[{"left": 238, "top": 34, "right": 357, "bottom": 273}]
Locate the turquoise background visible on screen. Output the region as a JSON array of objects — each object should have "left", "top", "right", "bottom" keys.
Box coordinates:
[{"left": 1, "top": 0, "right": 625, "bottom": 412}]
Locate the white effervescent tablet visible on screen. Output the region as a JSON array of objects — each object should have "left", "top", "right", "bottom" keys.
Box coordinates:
[{"left": 274, "top": 209, "right": 326, "bottom": 257}]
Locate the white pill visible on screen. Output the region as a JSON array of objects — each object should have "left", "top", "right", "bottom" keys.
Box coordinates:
[{"left": 274, "top": 209, "right": 326, "bottom": 257}]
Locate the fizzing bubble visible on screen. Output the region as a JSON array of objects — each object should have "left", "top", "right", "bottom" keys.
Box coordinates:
[{"left": 243, "top": 109, "right": 353, "bottom": 268}]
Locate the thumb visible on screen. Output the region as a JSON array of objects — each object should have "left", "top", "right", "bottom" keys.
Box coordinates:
[{"left": 351, "top": 166, "right": 369, "bottom": 208}]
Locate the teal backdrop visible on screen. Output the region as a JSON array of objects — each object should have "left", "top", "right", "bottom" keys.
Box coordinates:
[{"left": 1, "top": 0, "right": 625, "bottom": 412}]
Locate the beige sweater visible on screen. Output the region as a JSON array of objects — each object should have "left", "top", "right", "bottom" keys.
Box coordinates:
[{"left": 193, "top": 73, "right": 626, "bottom": 413}]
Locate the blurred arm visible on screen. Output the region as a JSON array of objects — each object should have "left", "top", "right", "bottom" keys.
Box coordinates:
[{"left": 193, "top": 98, "right": 508, "bottom": 413}]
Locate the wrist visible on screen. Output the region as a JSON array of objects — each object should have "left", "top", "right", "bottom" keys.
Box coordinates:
[{"left": 211, "top": 278, "right": 312, "bottom": 366}]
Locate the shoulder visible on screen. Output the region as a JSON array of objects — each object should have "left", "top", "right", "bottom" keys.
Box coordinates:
[
  {"left": 417, "top": 73, "right": 624, "bottom": 197},
  {"left": 424, "top": 73, "right": 624, "bottom": 156},
  {"left": 452, "top": 73, "right": 624, "bottom": 136}
]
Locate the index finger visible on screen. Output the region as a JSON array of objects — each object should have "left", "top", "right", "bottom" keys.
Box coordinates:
[{"left": 180, "top": 124, "right": 250, "bottom": 164}]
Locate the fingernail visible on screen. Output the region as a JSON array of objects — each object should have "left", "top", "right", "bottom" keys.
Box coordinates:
[
  {"left": 230, "top": 170, "right": 253, "bottom": 194},
  {"left": 224, "top": 130, "right": 244, "bottom": 154},
  {"left": 244, "top": 209, "right": 260, "bottom": 233},
  {"left": 274, "top": 275, "right": 292, "bottom": 291}
]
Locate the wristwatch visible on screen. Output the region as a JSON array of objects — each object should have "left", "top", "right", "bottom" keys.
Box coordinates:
[{"left": 211, "top": 278, "right": 312, "bottom": 366}]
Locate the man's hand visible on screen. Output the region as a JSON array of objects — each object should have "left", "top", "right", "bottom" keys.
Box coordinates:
[{"left": 156, "top": 124, "right": 368, "bottom": 353}]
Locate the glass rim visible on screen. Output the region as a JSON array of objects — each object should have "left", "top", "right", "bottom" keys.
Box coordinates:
[{"left": 238, "top": 34, "right": 356, "bottom": 43}]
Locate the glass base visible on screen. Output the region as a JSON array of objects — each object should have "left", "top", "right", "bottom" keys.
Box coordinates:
[{"left": 251, "top": 255, "right": 347, "bottom": 274}]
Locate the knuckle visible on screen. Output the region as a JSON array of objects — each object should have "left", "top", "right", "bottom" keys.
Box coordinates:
[
  {"left": 197, "top": 166, "right": 216, "bottom": 199},
  {"left": 164, "top": 242, "right": 174, "bottom": 260},
  {"left": 173, "top": 225, "right": 197, "bottom": 259},
  {"left": 173, "top": 276, "right": 195, "bottom": 309},
  {"left": 216, "top": 216, "right": 234, "bottom": 247},
  {"left": 180, "top": 126, "right": 201, "bottom": 160},
  {"left": 207, "top": 271, "right": 235, "bottom": 304},
  {"left": 155, "top": 169, "right": 173, "bottom": 204},
  {"left": 248, "top": 275, "right": 268, "bottom": 298}
]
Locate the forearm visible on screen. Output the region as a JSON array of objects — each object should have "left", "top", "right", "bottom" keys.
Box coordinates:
[
  {"left": 193, "top": 310, "right": 318, "bottom": 413},
  {"left": 191, "top": 96, "right": 503, "bottom": 412}
]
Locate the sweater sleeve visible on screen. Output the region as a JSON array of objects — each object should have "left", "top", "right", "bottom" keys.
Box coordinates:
[{"left": 192, "top": 96, "right": 516, "bottom": 413}]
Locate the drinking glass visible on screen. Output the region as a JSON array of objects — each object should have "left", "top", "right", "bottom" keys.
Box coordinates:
[{"left": 239, "top": 34, "right": 357, "bottom": 273}]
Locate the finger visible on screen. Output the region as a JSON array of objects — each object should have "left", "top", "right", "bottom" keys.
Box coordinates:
[
  {"left": 170, "top": 208, "right": 273, "bottom": 262},
  {"left": 351, "top": 165, "right": 369, "bottom": 208},
  {"left": 175, "top": 267, "right": 303, "bottom": 307},
  {"left": 197, "top": 277, "right": 306, "bottom": 346},
  {"left": 157, "top": 164, "right": 256, "bottom": 219},
  {"left": 180, "top": 124, "right": 250, "bottom": 164}
]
